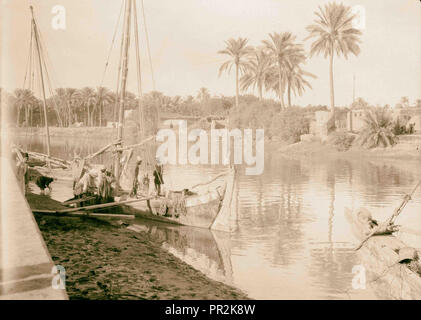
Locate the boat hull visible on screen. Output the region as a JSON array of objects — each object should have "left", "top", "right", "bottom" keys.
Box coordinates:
[
  {"left": 345, "top": 207, "right": 421, "bottom": 300},
  {"left": 127, "top": 168, "right": 236, "bottom": 230}
]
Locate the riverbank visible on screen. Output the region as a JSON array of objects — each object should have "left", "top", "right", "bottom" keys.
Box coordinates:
[
  {"left": 11, "top": 127, "right": 120, "bottom": 139},
  {"left": 271, "top": 137, "right": 421, "bottom": 162},
  {"left": 28, "top": 194, "right": 247, "bottom": 300}
]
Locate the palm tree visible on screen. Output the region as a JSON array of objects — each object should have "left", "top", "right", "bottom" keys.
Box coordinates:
[
  {"left": 286, "top": 55, "right": 316, "bottom": 107},
  {"left": 76, "top": 87, "right": 96, "bottom": 126},
  {"left": 197, "top": 87, "right": 210, "bottom": 104},
  {"left": 240, "top": 49, "right": 272, "bottom": 101},
  {"left": 94, "top": 87, "right": 114, "bottom": 127},
  {"left": 306, "top": 2, "right": 362, "bottom": 113},
  {"left": 357, "top": 108, "right": 396, "bottom": 148},
  {"left": 218, "top": 38, "right": 253, "bottom": 107},
  {"left": 12, "top": 89, "right": 36, "bottom": 127},
  {"left": 262, "top": 32, "right": 301, "bottom": 109},
  {"left": 55, "top": 88, "right": 69, "bottom": 126},
  {"left": 65, "top": 88, "right": 78, "bottom": 126}
]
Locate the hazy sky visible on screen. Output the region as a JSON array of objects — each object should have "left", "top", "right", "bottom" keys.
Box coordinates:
[{"left": 1, "top": 0, "right": 420, "bottom": 107}]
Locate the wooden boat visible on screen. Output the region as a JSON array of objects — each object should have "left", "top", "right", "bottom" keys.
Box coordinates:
[
  {"left": 344, "top": 207, "right": 421, "bottom": 300},
  {"left": 122, "top": 168, "right": 236, "bottom": 231}
]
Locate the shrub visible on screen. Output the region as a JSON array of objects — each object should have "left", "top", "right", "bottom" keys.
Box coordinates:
[
  {"left": 331, "top": 132, "right": 356, "bottom": 151},
  {"left": 229, "top": 102, "right": 309, "bottom": 143}
]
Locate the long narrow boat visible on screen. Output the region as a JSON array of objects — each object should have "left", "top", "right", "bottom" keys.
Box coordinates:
[
  {"left": 121, "top": 167, "right": 236, "bottom": 231},
  {"left": 344, "top": 207, "right": 421, "bottom": 300}
]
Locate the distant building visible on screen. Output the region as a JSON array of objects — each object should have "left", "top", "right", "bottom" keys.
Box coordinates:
[{"left": 347, "top": 109, "right": 366, "bottom": 132}]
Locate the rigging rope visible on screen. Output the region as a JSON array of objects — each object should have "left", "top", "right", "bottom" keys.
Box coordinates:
[
  {"left": 141, "top": 0, "right": 155, "bottom": 91},
  {"left": 99, "top": 0, "right": 125, "bottom": 88}
]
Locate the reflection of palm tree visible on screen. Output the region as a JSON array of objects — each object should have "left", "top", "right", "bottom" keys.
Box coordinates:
[
  {"left": 306, "top": 2, "right": 362, "bottom": 113},
  {"left": 218, "top": 38, "right": 253, "bottom": 108}
]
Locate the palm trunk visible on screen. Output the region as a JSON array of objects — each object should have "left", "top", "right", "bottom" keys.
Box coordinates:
[
  {"left": 99, "top": 104, "right": 102, "bottom": 127},
  {"left": 258, "top": 83, "right": 263, "bottom": 101},
  {"left": 87, "top": 104, "right": 90, "bottom": 127},
  {"left": 235, "top": 63, "right": 239, "bottom": 107},
  {"left": 67, "top": 101, "right": 71, "bottom": 127},
  {"left": 287, "top": 82, "right": 291, "bottom": 108},
  {"left": 16, "top": 106, "right": 21, "bottom": 127},
  {"left": 329, "top": 50, "right": 335, "bottom": 114},
  {"left": 278, "top": 65, "right": 284, "bottom": 109}
]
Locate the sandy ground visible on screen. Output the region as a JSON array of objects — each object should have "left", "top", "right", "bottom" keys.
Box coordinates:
[{"left": 28, "top": 193, "right": 248, "bottom": 300}]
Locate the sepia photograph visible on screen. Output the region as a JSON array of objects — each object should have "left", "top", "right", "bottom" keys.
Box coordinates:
[{"left": 1, "top": 0, "right": 421, "bottom": 306}]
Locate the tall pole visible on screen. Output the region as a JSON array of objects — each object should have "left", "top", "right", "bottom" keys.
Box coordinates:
[
  {"left": 114, "top": 0, "right": 132, "bottom": 183},
  {"left": 352, "top": 73, "right": 355, "bottom": 104},
  {"left": 30, "top": 6, "right": 51, "bottom": 157}
]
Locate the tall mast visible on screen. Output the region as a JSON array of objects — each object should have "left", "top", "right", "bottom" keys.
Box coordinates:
[
  {"left": 30, "top": 6, "right": 51, "bottom": 157},
  {"left": 114, "top": 0, "right": 132, "bottom": 182}
]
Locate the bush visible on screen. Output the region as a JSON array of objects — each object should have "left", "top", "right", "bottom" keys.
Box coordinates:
[
  {"left": 331, "top": 132, "right": 356, "bottom": 151},
  {"left": 229, "top": 102, "right": 309, "bottom": 143}
]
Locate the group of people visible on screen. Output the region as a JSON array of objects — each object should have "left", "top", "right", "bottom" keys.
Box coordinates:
[
  {"left": 131, "top": 156, "right": 165, "bottom": 197},
  {"left": 71, "top": 154, "right": 165, "bottom": 202},
  {"left": 72, "top": 157, "right": 115, "bottom": 203}
]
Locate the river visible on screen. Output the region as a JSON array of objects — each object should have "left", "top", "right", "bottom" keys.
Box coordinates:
[{"left": 16, "top": 134, "right": 421, "bottom": 299}]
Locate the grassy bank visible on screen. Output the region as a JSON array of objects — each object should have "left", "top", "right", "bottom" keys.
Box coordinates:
[
  {"left": 271, "top": 138, "right": 421, "bottom": 162},
  {"left": 29, "top": 194, "right": 247, "bottom": 300}
]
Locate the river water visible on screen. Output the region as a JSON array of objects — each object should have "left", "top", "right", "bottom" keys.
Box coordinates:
[{"left": 16, "top": 135, "right": 421, "bottom": 299}]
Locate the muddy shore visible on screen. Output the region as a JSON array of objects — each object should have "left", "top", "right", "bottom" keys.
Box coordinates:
[{"left": 29, "top": 194, "right": 248, "bottom": 300}]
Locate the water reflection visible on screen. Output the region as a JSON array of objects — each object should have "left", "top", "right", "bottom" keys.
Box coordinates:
[
  {"left": 16, "top": 135, "right": 421, "bottom": 299},
  {"left": 127, "top": 220, "right": 234, "bottom": 285}
]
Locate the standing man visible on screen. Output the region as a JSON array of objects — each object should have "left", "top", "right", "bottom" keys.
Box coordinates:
[
  {"left": 131, "top": 156, "right": 142, "bottom": 196},
  {"left": 153, "top": 158, "right": 164, "bottom": 196}
]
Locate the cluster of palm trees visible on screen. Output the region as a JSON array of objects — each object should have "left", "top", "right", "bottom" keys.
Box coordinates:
[
  {"left": 10, "top": 86, "right": 222, "bottom": 127},
  {"left": 218, "top": 2, "right": 362, "bottom": 112},
  {"left": 10, "top": 86, "right": 134, "bottom": 128}
]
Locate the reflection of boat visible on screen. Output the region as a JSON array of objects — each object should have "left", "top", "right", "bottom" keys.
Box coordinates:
[
  {"left": 345, "top": 207, "right": 421, "bottom": 300},
  {"left": 127, "top": 221, "right": 234, "bottom": 285}
]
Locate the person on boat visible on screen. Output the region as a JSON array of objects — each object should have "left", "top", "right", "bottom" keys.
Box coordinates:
[
  {"left": 96, "top": 165, "right": 107, "bottom": 202},
  {"left": 130, "top": 157, "right": 142, "bottom": 197},
  {"left": 74, "top": 168, "right": 97, "bottom": 198},
  {"left": 153, "top": 159, "right": 164, "bottom": 196},
  {"left": 71, "top": 155, "right": 85, "bottom": 190},
  {"left": 102, "top": 169, "right": 115, "bottom": 202}
]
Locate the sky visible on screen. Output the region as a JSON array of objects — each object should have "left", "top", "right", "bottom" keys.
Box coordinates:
[{"left": 1, "top": 0, "right": 420, "bottom": 107}]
